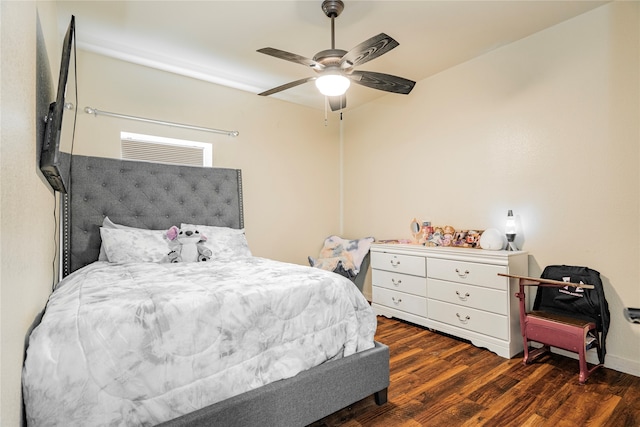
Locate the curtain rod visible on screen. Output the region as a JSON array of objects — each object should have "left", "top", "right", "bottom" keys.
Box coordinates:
[{"left": 83, "top": 107, "right": 239, "bottom": 137}]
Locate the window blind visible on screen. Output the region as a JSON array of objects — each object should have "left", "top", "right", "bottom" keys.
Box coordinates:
[{"left": 120, "top": 132, "right": 212, "bottom": 167}]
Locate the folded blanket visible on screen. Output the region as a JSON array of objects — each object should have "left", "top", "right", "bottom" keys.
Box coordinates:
[{"left": 309, "top": 236, "right": 375, "bottom": 277}]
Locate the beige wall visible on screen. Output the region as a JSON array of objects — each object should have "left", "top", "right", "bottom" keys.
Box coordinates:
[
  {"left": 344, "top": 2, "right": 640, "bottom": 376},
  {"left": 72, "top": 51, "right": 342, "bottom": 264},
  {"left": 1, "top": 1, "right": 61, "bottom": 425}
]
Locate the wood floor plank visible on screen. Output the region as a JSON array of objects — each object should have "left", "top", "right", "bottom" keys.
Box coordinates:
[
  {"left": 414, "top": 394, "right": 484, "bottom": 426},
  {"left": 545, "top": 389, "right": 620, "bottom": 426},
  {"left": 309, "top": 316, "right": 640, "bottom": 427}
]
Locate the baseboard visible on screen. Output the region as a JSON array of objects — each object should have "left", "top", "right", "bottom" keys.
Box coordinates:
[{"left": 551, "top": 347, "right": 640, "bottom": 378}]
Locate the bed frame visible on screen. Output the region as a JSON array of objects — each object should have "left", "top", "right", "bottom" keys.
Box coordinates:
[{"left": 60, "top": 154, "right": 389, "bottom": 426}]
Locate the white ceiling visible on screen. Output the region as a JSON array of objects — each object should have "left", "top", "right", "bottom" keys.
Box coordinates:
[{"left": 55, "top": 0, "right": 608, "bottom": 111}]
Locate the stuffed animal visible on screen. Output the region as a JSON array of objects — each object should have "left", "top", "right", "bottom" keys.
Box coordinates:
[
  {"left": 427, "top": 227, "right": 444, "bottom": 247},
  {"left": 166, "top": 226, "right": 212, "bottom": 263},
  {"left": 442, "top": 225, "right": 455, "bottom": 247},
  {"left": 465, "top": 230, "right": 481, "bottom": 248}
]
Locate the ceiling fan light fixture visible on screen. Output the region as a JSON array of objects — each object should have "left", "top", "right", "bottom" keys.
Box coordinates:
[
  {"left": 257, "top": 0, "right": 415, "bottom": 111},
  {"left": 315, "top": 74, "right": 350, "bottom": 96}
]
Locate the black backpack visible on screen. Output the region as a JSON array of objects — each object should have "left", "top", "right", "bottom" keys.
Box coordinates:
[{"left": 533, "top": 265, "right": 610, "bottom": 364}]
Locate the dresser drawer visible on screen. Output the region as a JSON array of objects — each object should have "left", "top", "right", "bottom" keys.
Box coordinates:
[
  {"left": 427, "top": 258, "right": 507, "bottom": 290},
  {"left": 372, "top": 269, "right": 427, "bottom": 297},
  {"left": 371, "top": 252, "right": 426, "bottom": 277},
  {"left": 373, "top": 287, "right": 427, "bottom": 317},
  {"left": 428, "top": 299, "right": 508, "bottom": 340},
  {"left": 428, "top": 278, "right": 507, "bottom": 315}
]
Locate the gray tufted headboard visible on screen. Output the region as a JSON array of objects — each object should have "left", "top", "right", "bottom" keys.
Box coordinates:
[{"left": 61, "top": 155, "right": 243, "bottom": 276}]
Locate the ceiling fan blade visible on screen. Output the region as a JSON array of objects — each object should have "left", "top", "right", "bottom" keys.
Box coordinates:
[
  {"left": 340, "top": 33, "right": 399, "bottom": 68},
  {"left": 257, "top": 47, "right": 323, "bottom": 69},
  {"left": 328, "top": 95, "right": 346, "bottom": 111},
  {"left": 350, "top": 71, "right": 415, "bottom": 95},
  {"left": 258, "top": 76, "right": 316, "bottom": 97}
]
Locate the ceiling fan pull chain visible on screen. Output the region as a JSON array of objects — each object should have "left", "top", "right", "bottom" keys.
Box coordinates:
[{"left": 324, "top": 96, "right": 328, "bottom": 126}]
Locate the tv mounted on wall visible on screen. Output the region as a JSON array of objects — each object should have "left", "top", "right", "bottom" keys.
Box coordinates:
[{"left": 40, "top": 15, "right": 76, "bottom": 193}]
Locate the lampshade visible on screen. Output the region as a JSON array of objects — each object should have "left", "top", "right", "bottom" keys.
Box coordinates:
[
  {"left": 315, "top": 74, "right": 350, "bottom": 97},
  {"left": 505, "top": 210, "right": 516, "bottom": 236},
  {"left": 505, "top": 209, "right": 517, "bottom": 251}
]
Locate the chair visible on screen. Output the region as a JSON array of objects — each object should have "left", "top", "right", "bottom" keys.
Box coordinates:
[
  {"left": 308, "top": 235, "right": 374, "bottom": 293},
  {"left": 499, "top": 265, "right": 610, "bottom": 384}
]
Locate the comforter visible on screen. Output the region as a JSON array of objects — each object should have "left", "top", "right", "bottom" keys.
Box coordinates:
[{"left": 23, "top": 257, "right": 376, "bottom": 426}]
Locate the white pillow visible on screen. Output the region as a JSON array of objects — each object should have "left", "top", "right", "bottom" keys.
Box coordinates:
[
  {"left": 99, "top": 217, "right": 165, "bottom": 261},
  {"left": 181, "top": 224, "right": 251, "bottom": 260},
  {"left": 100, "top": 227, "right": 171, "bottom": 263},
  {"left": 98, "top": 217, "right": 137, "bottom": 261}
]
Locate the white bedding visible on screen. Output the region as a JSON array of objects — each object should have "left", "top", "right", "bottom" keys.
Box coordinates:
[{"left": 23, "top": 257, "right": 376, "bottom": 426}]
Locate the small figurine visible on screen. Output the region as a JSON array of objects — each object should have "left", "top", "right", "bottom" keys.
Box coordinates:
[
  {"left": 465, "top": 230, "right": 481, "bottom": 248},
  {"left": 453, "top": 230, "right": 468, "bottom": 246},
  {"left": 428, "top": 227, "right": 444, "bottom": 246},
  {"left": 442, "top": 225, "right": 455, "bottom": 247}
]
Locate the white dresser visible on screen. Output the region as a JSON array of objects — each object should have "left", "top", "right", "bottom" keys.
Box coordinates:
[{"left": 371, "top": 243, "right": 528, "bottom": 358}]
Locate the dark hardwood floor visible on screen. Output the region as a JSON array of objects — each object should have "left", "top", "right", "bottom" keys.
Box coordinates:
[{"left": 311, "top": 316, "right": 640, "bottom": 427}]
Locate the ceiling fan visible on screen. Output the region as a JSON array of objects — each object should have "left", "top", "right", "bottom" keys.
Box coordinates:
[{"left": 257, "top": 0, "right": 416, "bottom": 111}]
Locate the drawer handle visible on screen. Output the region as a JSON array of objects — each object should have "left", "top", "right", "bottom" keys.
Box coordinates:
[
  {"left": 456, "top": 313, "right": 471, "bottom": 324},
  {"left": 455, "top": 268, "right": 470, "bottom": 278},
  {"left": 391, "top": 278, "right": 402, "bottom": 287},
  {"left": 390, "top": 259, "right": 401, "bottom": 267},
  {"left": 392, "top": 297, "right": 402, "bottom": 305},
  {"left": 455, "top": 291, "right": 470, "bottom": 301}
]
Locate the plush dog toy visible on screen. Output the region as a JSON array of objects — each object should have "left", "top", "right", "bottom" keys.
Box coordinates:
[{"left": 166, "top": 226, "right": 212, "bottom": 263}]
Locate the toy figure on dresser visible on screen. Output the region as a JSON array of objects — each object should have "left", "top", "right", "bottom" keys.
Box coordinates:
[
  {"left": 442, "top": 225, "right": 455, "bottom": 246},
  {"left": 419, "top": 221, "right": 433, "bottom": 245},
  {"left": 427, "top": 227, "right": 444, "bottom": 246},
  {"left": 464, "top": 230, "right": 482, "bottom": 248},
  {"left": 454, "top": 230, "right": 468, "bottom": 246}
]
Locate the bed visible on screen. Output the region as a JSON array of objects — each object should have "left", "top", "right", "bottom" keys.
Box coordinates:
[{"left": 22, "top": 155, "right": 389, "bottom": 426}]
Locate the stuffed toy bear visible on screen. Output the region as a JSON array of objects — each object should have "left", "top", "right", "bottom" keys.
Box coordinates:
[{"left": 166, "top": 226, "right": 212, "bottom": 263}]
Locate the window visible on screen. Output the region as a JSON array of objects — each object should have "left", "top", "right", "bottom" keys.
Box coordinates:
[{"left": 120, "top": 132, "right": 212, "bottom": 167}]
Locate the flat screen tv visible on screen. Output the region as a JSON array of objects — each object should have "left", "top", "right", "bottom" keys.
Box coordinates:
[{"left": 40, "top": 15, "right": 76, "bottom": 193}]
